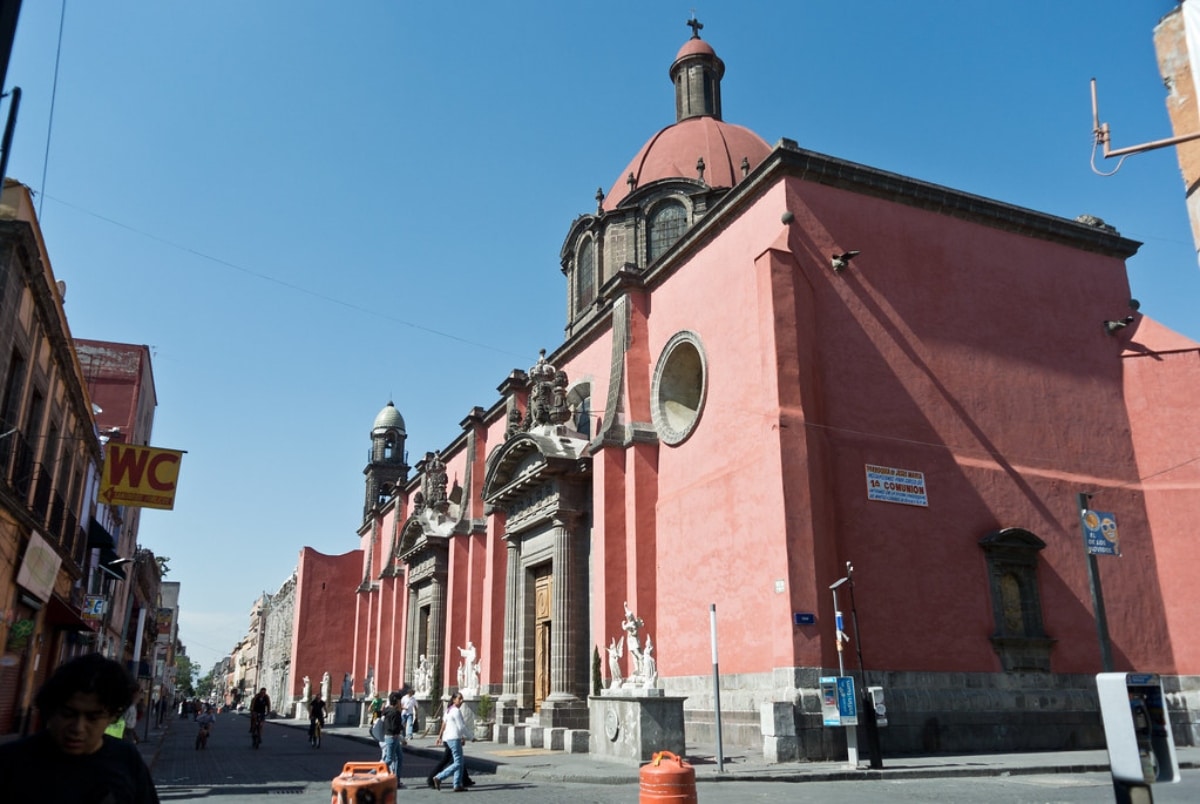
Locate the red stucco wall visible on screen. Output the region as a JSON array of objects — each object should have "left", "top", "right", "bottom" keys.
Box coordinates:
[{"left": 292, "top": 546, "right": 363, "bottom": 698}]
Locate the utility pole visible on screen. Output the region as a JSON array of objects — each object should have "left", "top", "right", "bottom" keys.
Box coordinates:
[
  {"left": 0, "top": 1, "right": 22, "bottom": 93},
  {"left": 0, "top": 0, "right": 22, "bottom": 184}
]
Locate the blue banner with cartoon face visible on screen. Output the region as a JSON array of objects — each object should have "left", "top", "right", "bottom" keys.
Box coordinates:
[{"left": 1082, "top": 509, "right": 1120, "bottom": 556}]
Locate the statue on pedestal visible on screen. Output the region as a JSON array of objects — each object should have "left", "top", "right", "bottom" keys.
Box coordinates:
[
  {"left": 415, "top": 654, "right": 432, "bottom": 695},
  {"left": 321, "top": 672, "right": 332, "bottom": 705},
  {"left": 457, "top": 642, "right": 479, "bottom": 695},
  {"left": 302, "top": 676, "right": 311, "bottom": 702},
  {"left": 642, "top": 635, "right": 658, "bottom": 689},
  {"left": 606, "top": 637, "right": 623, "bottom": 689},
  {"left": 614, "top": 602, "right": 657, "bottom": 690},
  {"left": 341, "top": 673, "right": 353, "bottom": 701}
]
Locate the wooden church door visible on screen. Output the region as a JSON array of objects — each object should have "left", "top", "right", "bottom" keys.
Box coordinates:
[{"left": 533, "top": 566, "right": 553, "bottom": 711}]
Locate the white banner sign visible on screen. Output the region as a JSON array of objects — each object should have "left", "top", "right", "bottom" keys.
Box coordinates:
[{"left": 865, "top": 464, "right": 928, "bottom": 507}]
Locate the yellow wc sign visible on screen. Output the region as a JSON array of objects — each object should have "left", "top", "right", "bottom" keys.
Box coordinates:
[{"left": 101, "top": 444, "right": 186, "bottom": 510}]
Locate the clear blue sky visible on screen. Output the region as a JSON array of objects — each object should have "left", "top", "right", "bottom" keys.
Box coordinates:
[{"left": 6, "top": 2, "right": 1197, "bottom": 674}]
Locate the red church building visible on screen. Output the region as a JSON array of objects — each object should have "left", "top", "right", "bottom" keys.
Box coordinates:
[{"left": 290, "top": 24, "right": 1200, "bottom": 759}]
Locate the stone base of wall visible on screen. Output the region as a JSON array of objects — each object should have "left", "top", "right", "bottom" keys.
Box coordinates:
[
  {"left": 663, "top": 668, "right": 1200, "bottom": 762},
  {"left": 1163, "top": 675, "right": 1200, "bottom": 746}
]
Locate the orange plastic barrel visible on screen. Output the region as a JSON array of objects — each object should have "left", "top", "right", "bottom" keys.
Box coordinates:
[
  {"left": 330, "top": 761, "right": 396, "bottom": 804},
  {"left": 639, "top": 750, "right": 697, "bottom": 803}
]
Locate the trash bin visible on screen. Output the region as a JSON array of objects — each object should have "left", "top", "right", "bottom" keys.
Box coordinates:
[
  {"left": 330, "top": 761, "right": 396, "bottom": 804},
  {"left": 639, "top": 750, "right": 697, "bottom": 803}
]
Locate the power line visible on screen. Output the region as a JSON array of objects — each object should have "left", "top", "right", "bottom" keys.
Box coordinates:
[{"left": 40, "top": 192, "right": 532, "bottom": 361}]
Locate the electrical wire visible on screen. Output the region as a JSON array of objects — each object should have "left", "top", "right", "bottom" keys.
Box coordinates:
[
  {"left": 1090, "top": 136, "right": 1128, "bottom": 177},
  {"left": 42, "top": 192, "right": 531, "bottom": 361},
  {"left": 37, "top": 0, "right": 68, "bottom": 221}
]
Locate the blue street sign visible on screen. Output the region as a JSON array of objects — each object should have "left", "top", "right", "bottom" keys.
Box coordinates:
[{"left": 794, "top": 612, "right": 815, "bottom": 625}]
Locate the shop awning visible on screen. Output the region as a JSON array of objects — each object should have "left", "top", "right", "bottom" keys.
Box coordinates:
[
  {"left": 87, "top": 519, "right": 116, "bottom": 550},
  {"left": 99, "top": 549, "right": 126, "bottom": 580},
  {"left": 44, "top": 594, "right": 93, "bottom": 632}
]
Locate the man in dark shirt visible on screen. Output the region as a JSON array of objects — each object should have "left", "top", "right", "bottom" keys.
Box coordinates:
[
  {"left": 0, "top": 653, "right": 158, "bottom": 803},
  {"left": 381, "top": 691, "right": 405, "bottom": 787},
  {"left": 308, "top": 693, "right": 327, "bottom": 740}
]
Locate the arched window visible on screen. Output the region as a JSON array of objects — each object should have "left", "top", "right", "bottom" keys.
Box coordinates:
[
  {"left": 648, "top": 202, "right": 688, "bottom": 263},
  {"left": 567, "top": 382, "right": 592, "bottom": 438},
  {"left": 576, "top": 239, "right": 596, "bottom": 313}
]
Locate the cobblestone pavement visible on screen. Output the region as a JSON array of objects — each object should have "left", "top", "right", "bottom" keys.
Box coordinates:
[{"left": 140, "top": 711, "right": 1200, "bottom": 803}]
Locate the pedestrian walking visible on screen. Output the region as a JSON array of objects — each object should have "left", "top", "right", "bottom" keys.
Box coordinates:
[
  {"left": 400, "top": 686, "right": 416, "bottom": 743},
  {"left": 381, "top": 691, "right": 406, "bottom": 787},
  {"left": 431, "top": 692, "right": 470, "bottom": 792}
]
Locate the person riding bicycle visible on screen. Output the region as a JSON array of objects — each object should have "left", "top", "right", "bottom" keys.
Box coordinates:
[
  {"left": 308, "top": 694, "right": 326, "bottom": 740},
  {"left": 196, "top": 705, "right": 215, "bottom": 749},
  {"left": 369, "top": 692, "right": 384, "bottom": 723},
  {"left": 249, "top": 688, "right": 270, "bottom": 736}
]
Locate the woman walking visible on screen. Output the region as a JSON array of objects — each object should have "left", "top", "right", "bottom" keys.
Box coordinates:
[{"left": 431, "top": 692, "right": 469, "bottom": 792}]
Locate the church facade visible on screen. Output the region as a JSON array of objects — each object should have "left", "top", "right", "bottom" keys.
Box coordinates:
[{"left": 290, "top": 25, "right": 1200, "bottom": 758}]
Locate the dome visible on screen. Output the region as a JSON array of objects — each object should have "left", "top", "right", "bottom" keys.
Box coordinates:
[
  {"left": 674, "top": 36, "right": 717, "bottom": 62},
  {"left": 373, "top": 401, "right": 406, "bottom": 433},
  {"left": 602, "top": 117, "right": 771, "bottom": 211},
  {"left": 601, "top": 26, "right": 771, "bottom": 211}
]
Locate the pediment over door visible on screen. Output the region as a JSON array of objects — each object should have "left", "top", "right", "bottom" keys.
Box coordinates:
[
  {"left": 483, "top": 428, "right": 591, "bottom": 535},
  {"left": 397, "top": 514, "right": 451, "bottom": 585}
]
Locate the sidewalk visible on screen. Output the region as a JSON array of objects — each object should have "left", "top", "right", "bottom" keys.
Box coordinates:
[{"left": 152, "top": 715, "right": 1191, "bottom": 786}]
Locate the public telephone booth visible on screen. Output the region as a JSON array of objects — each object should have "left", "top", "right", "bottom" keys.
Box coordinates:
[{"left": 1096, "top": 673, "right": 1180, "bottom": 803}]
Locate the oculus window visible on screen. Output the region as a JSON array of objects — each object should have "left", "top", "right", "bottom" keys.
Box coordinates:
[{"left": 651, "top": 331, "right": 707, "bottom": 445}]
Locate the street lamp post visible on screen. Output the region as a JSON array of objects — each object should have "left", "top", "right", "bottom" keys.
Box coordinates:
[
  {"left": 844, "top": 563, "right": 883, "bottom": 770},
  {"left": 831, "top": 562, "right": 883, "bottom": 770},
  {"left": 829, "top": 576, "right": 858, "bottom": 767},
  {"left": 111, "top": 550, "right": 154, "bottom": 736}
]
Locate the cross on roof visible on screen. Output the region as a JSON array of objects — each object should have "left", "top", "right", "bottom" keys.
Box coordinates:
[{"left": 687, "top": 15, "right": 703, "bottom": 39}]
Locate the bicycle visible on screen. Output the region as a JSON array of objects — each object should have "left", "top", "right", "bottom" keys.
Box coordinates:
[
  {"left": 250, "top": 712, "right": 264, "bottom": 749},
  {"left": 195, "top": 721, "right": 211, "bottom": 750},
  {"left": 308, "top": 716, "right": 322, "bottom": 748}
]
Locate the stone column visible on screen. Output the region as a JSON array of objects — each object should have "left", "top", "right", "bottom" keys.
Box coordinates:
[
  {"left": 405, "top": 585, "right": 419, "bottom": 683},
  {"left": 543, "top": 513, "right": 587, "bottom": 728},
  {"left": 428, "top": 576, "right": 446, "bottom": 695},
  {"left": 500, "top": 539, "right": 521, "bottom": 722},
  {"left": 548, "top": 516, "right": 575, "bottom": 699}
]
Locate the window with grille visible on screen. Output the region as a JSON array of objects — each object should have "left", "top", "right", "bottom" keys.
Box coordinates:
[
  {"left": 576, "top": 239, "right": 596, "bottom": 313},
  {"left": 648, "top": 202, "right": 687, "bottom": 263}
]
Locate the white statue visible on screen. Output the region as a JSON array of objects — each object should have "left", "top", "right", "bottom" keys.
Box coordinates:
[
  {"left": 642, "top": 634, "right": 658, "bottom": 689},
  {"left": 622, "top": 602, "right": 644, "bottom": 679},
  {"left": 364, "top": 667, "right": 374, "bottom": 698},
  {"left": 302, "top": 676, "right": 312, "bottom": 702},
  {"left": 606, "top": 637, "right": 623, "bottom": 689},
  {"left": 321, "top": 672, "right": 332, "bottom": 704},
  {"left": 415, "top": 654, "right": 431, "bottom": 695},
  {"left": 457, "top": 642, "right": 479, "bottom": 694},
  {"left": 613, "top": 603, "right": 658, "bottom": 689}
]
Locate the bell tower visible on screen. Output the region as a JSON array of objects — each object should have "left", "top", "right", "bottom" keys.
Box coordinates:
[{"left": 364, "top": 400, "right": 409, "bottom": 520}]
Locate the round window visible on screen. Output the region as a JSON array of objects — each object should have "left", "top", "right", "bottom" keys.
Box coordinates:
[{"left": 651, "top": 331, "right": 707, "bottom": 445}]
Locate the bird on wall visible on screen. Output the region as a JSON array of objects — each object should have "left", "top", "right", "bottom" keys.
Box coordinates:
[{"left": 831, "top": 251, "right": 861, "bottom": 273}]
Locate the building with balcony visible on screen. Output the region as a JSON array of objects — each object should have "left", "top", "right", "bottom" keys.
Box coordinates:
[{"left": 0, "top": 180, "right": 106, "bottom": 733}]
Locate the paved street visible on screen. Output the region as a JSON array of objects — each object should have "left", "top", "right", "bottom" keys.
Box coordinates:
[{"left": 144, "top": 711, "right": 1200, "bottom": 803}]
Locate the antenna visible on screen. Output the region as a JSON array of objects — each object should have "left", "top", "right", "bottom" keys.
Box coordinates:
[{"left": 1091, "top": 77, "right": 1200, "bottom": 175}]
